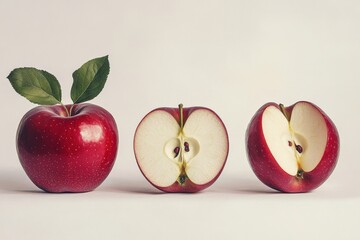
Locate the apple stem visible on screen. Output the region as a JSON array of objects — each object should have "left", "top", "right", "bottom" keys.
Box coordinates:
[
  {"left": 60, "top": 103, "right": 71, "bottom": 117},
  {"left": 69, "top": 104, "right": 75, "bottom": 117},
  {"left": 279, "top": 104, "right": 290, "bottom": 122},
  {"left": 178, "top": 103, "right": 184, "bottom": 130}
]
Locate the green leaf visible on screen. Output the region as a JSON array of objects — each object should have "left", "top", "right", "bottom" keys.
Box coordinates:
[
  {"left": 71, "top": 55, "right": 110, "bottom": 103},
  {"left": 7, "top": 67, "right": 62, "bottom": 105}
]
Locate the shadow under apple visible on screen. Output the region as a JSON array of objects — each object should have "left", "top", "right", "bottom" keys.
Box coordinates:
[
  {"left": 0, "top": 169, "right": 44, "bottom": 194},
  {"left": 100, "top": 176, "right": 164, "bottom": 195}
]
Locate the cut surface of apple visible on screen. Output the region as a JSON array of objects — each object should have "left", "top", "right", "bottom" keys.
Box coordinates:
[
  {"left": 262, "top": 102, "right": 327, "bottom": 177},
  {"left": 246, "top": 101, "right": 339, "bottom": 193},
  {"left": 134, "top": 104, "right": 229, "bottom": 192}
]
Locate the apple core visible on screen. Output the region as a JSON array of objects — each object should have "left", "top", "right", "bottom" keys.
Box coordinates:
[{"left": 134, "top": 104, "right": 229, "bottom": 192}]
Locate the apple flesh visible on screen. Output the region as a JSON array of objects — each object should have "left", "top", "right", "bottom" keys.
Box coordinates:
[
  {"left": 134, "top": 104, "right": 229, "bottom": 192},
  {"left": 16, "top": 103, "right": 118, "bottom": 193},
  {"left": 246, "top": 101, "right": 340, "bottom": 193}
]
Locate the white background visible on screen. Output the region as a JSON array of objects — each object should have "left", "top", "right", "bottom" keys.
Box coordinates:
[{"left": 1, "top": 0, "right": 359, "bottom": 239}]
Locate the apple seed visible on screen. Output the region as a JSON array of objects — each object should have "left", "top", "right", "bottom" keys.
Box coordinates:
[
  {"left": 174, "top": 147, "right": 180, "bottom": 158},
  {"left": 295, "top": 144, "right": 303, "bottom": 154},
  {"left": 184, "top": 142, "right": 190, "bottom": 152}
]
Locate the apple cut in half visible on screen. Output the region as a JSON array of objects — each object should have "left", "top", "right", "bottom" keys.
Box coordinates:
[
  {"left": 246, "top": 101, "right": 340, "bottom": 193},
  {"left": 134, "top": 104, "right": 229, "bottom": 192}
]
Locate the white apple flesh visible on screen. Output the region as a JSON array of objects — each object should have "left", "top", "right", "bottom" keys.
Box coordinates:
[
  {"left": 134, "top": 104, "right": 229, "bottom": 192},
  {"left": 246, "top": 101, "right": 340, "bottom": 193}
]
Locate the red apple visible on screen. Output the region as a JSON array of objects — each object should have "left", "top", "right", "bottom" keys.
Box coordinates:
[
  {"left": 134, "top": 104, "right": 229, "bottom": 192},
  {"left": 246, "top": 101, "right": 340, "bottom": 193},
  {"left": 16, "top": 103, "right": 118, "bottom": 193}
]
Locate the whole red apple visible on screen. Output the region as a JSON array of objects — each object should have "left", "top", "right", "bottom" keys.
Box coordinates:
[
  {"left": 16, "top": 103, "right": 118, "bottom": 192},
  {"left": 134, "top": 104, "right": 229, "bottom": 193},
  {"left": 8, "top": 55, "right": 118, "bottom": 193},
  {"left": 246, "top": 101, "right": 340, "bottom": 193}
]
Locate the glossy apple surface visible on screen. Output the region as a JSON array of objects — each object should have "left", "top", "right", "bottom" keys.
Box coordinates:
[
  {"left": 246, "top": 101, "right": 339, "bottom": 193},
  {"left": 16, "top": 103, "right": 118, "bottom": 193},
  {"left": 134, "top": 105, "right": 229, "bottom": 193}
]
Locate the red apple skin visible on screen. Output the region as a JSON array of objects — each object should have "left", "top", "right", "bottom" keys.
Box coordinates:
[
  {"left": 16, "top": 103, "right": 118, "bottom": 193},
  {"left": 246, "top": 101, "right": 340, "bottom": 193},
  {"left": 134, "top": 106, "right": 229, "bottom": 193}
]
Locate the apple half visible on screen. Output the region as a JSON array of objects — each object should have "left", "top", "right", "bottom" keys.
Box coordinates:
[
  {"left": 134, "top": 104, "right": 229, "bottom": 192},
  {"left": 246, "top": 101, "right": 340, "bottom": 193}
]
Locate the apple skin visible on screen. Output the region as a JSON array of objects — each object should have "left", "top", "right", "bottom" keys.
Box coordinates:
[
  {"left": 246, "top": 101, "right": 340, "bottom": 193},
  {"left": 16, "top": 103, "right": 118, "bottom": 193},
  {"left": 134, "top": 106, "right": 229, "bottom": 193}
]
